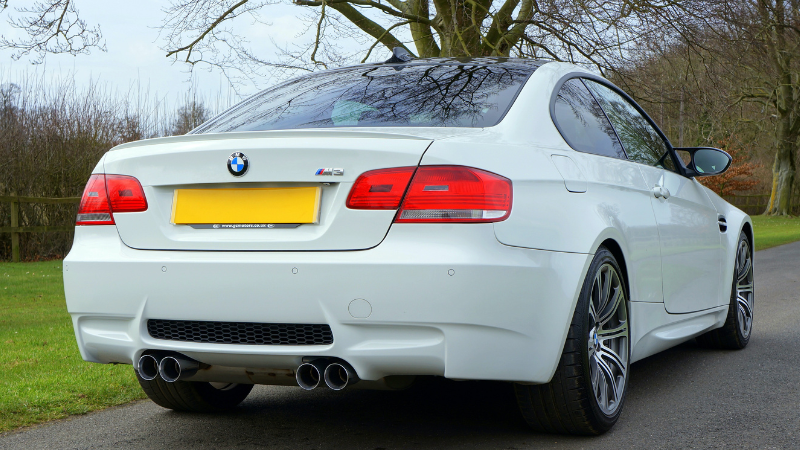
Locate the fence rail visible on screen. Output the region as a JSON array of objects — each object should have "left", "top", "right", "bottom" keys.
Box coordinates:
[{"left": 1, "top": 195, "right": 81, "bottom": 262}]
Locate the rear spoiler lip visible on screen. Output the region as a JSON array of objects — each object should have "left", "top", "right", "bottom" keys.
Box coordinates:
[{"left": 109, "top": 127, "right": 484, "bottom": 152}]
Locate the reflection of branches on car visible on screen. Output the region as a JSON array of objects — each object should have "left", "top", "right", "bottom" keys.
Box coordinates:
[{"left": 193, "top": 62, "right": 537, "bottom": 133}]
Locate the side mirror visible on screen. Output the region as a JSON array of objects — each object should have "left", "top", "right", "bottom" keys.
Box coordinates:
[{"left": 673, "top": 147, "right": 732, "bottom": 178}]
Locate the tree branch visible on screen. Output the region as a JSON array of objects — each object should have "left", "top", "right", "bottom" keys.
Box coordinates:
[
  {"left": 165, "top": 0, "right": 249, "bottom": 62},
  {"left": 361, "top": 20, "right": 409, "bottom": 62},
  {"left": 310, "top": 0, "right": 328, "bottom": 68},
  {"left": 318, "top": 1, "right": 416, "bottom": 56}
]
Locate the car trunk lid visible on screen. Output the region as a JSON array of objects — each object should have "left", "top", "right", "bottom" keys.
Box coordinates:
[{"left": 103, "top": 129, "right": 471, "bottom": 251}]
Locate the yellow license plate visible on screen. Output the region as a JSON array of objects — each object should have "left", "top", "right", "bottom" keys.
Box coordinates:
[{"left": 171, "top": 187, "right": 321, "bottom": 224}]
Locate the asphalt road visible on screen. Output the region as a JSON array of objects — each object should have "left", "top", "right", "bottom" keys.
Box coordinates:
[{"left": 3, "top": 242, "right": 799, "bottom": 449}]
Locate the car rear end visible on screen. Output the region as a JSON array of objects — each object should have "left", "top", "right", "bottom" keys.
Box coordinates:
[{"left": 64, "top": 59, "right": 590, "bottom": 389}]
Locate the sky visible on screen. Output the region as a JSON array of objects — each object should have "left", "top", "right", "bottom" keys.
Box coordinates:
[{"left": 0, "top": 0, "right": 321, "bottom": 107}]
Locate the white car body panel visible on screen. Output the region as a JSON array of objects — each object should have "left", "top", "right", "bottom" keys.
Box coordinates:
[
  {"left": 65, "top": 224, "right": 592, "bottom": 383},
  {"left": 638, "top": 166, "right": 726, "bottom": 313},
  {"left": 64, "top": 60, "right": 752, "bottom": 385}
]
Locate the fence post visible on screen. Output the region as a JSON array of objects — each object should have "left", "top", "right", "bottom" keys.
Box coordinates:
[{"left": 10, "top": 193, "right": 20, "bottom": 262}]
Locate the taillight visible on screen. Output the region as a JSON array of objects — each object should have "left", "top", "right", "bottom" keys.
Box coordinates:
[
  {"left": 346, "top": 167, "right": 416, "bottom": 209},
  {"left": 76, "top": 174, "right": 147, "bottom": 225},
  {"left": 106, "top": 175, "right": 148, "bottom": 212},
  {"left": 395, "top": 166, "right": 512, "bottom": 223},
  {"left": 76, "top": 174, "right": 114, "bottom": 225}
]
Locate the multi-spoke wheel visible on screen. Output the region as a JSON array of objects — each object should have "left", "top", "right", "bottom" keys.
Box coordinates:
[
  {"left": 697, "top": 231, "right": 754, "bottom": 349},
  {"left": 735, "top": 238, "right": 754, "bottom": 339},
  {"left": 588, "top": 263, "right": 629, "bottom": 416},
  {"left": 515, "top": 246, "right": 629, "bottom": 435}
]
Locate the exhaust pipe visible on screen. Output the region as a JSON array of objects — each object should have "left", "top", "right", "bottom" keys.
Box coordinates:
[
  {"left": 137, "top": 354, "right": 161, "bottom": 381},
  {"left": 324, "top": 361, "right": 359, "bottom": 391},
  {"left": 296, "top": 359, "right": 328, "bottom": 390},
  {"left": 158, "top": 354, "right": 200, "bottom": 383}
]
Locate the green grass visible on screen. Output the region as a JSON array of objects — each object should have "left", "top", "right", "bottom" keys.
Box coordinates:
[
  {"left": 1, "top": 216, "right": 799, "bottom": 433},
  {"left": 0, "top": 261, "right": 145, "bottom": 434},
  {"left": 751, "top": 215, "right": 800, "bottom": 251}
]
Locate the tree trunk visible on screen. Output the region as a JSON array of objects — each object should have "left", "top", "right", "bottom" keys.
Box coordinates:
[{"left": 764, "top": 118, "right": 797, "bottom": 215}]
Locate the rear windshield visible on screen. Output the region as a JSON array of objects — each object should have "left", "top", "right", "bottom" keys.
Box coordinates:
[{"left": 191, "top": 63, "right": 537, "bottom": 133}]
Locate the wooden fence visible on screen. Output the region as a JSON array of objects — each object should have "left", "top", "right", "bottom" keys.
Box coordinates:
[{"left": 0, "top": 195, "right": 81, "bottom": 262}]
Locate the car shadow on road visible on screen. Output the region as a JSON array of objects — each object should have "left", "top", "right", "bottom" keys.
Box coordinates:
[{"left": 135, "top": 338, "right": 749, "bottom": 449}]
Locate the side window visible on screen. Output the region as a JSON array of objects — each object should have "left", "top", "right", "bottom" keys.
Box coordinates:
[
  {"left": 583, "top": 79, "right": 672, "bottom": 168},
  {"left": 552, "top": 79, "right": 626, "bottom": 159}
]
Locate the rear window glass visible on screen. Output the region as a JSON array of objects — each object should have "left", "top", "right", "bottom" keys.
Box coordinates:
[{"left": 191, "top": 64, "right": 537, "bottom": 133}]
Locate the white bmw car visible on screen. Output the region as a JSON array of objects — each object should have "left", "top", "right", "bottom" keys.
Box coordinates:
[{"left": 64, "top": 54, "right": 754, "bottom": 435}]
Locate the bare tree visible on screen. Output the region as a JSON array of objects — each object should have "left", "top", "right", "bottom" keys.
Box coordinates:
[
  {"left": 171, "top": 100, "right": 210, "bottom": 135},
  {"left": 2, "top": 1, "right": 692, "bottom": 83},
  {"left": 702, "top": 0, "right": 800, "bottom": 215},
  {"left": 0, "top": 0, "right": 105, "bottom": 63},
  {"left": 615, "top": 1, "right": 799, "bottom": 215},
  {"left": 745, "top": 0, "right": 800, "bottom": 215}
]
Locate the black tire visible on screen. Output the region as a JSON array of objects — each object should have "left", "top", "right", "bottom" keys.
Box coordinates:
[
  {"left": 696, "top": 231, "right": 754, "bottom": 350},
  {"left": 514, "top": 246, "right": 630, "bottom": 435},
  {"left": 136, "top": 370, "right": 254, "bottom": 412}
]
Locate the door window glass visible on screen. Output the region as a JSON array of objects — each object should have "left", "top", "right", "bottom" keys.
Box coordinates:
[
  {"left": 552, "top": 79, "right": 626, "bottom": 159},
  {"left": 583, "top": 79, "right": 671, "bottom": 167}
]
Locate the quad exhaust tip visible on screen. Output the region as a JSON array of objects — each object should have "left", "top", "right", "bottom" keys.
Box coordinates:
[
  {"left": 324, "top": 362, "right": 358, "bottom": 391},
  {"left": 139, "top": 352, "right": 359, "bottom": 389},
  {"left": 158, "top": 355, "right": 199, "bottom": 382},
  {"left": 296, "top": 360, "right": 328, "bottom": 390},
  {"left": 296, "top": 359, "right": 359, "bottom": 391},
  {"left": 137, "top": 353, "right": 200, "bottom": 383},
  {"left": 137, "top": 354, "right": 160, "bottom": 381}
]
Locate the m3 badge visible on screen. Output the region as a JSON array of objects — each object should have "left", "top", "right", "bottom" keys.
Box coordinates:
[{"left": 315, "top": 168, "right": 344, "bottom": 176}]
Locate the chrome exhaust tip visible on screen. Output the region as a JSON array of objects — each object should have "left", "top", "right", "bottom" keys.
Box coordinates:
[
  {"left": 137, "top": 354, "right": 160, "bottom": 381},
  {"left": 158, "top": 355, "right": 200, "bottom": 383},
  {"left": 324, "top": 362, "right": 358, "bottom": 391},
  {"left": 296, "top": 360, "right": 327, "bottom": 390}
]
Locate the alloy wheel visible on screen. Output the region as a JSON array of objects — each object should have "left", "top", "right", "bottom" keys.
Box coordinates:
[
  {"left": 587, "top": 263, "right": 629, "bottom": 416},
  {"left": 735, "top": 239, "right": 754, "bottom": 338}
]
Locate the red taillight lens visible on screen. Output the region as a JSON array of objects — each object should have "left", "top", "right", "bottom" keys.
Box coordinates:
[
  {"left": 346, "top": 167, "right": 416, "bottom": 210},
  {"left": 76, "top": 174, "right": 114, "bottom": 225},
  {"left": 76, "top": 174, "right": 147, "bottom": 225},
  {"left": 395, "top": 166, "right": 512, "bottom": 223},
  {"left": 105, "top": 175, "right": 148, "bottom": 212}
]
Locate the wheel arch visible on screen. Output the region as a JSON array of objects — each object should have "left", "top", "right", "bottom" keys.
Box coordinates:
[
  {"left": 586, "top": 228, "right": 633, "bottom": 301},
  {"left": 741, "top": 220, "right": 754, "bottom": 253},
  {"left": 598, "top": 238, "right": 630, "bottom": 299}
]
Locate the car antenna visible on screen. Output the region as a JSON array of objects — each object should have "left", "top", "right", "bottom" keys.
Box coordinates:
[{"left": 385, "top": 47, "right": 414, "bottom": 64}]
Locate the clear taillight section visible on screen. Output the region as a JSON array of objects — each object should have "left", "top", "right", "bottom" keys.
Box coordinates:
[
  {"left": 347, "top": 165, "right": 512, "bottom": 223},
  {"left": 396, "top": 166, "right": 512, "bottom": 223},
  {"left": 76, "top": 174, "right": 147, "bottom": 225},
  {"left": 346, "top": 167, "right": 416, "bottom": 210}
]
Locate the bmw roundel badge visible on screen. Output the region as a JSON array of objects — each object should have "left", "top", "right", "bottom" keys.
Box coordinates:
[{"left": 227, "top": 152, "right": 249, "bottom": 177}]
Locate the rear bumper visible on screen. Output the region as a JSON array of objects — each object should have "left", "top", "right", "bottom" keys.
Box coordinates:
[{"left": 64, "top": 224, "right": 591, "bottom": 384}]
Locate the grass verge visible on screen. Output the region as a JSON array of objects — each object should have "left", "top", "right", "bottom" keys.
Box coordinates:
[
  {"left": 751, "top": 215, "right": 800, "bottom": 251},
  {"left": 0, "top": 261, "right": 145, "bottom": 434}
]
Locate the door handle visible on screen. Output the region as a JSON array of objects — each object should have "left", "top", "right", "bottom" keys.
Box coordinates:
[{"left": 652, "top": 185, "right": 671, "bottom": 199}]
